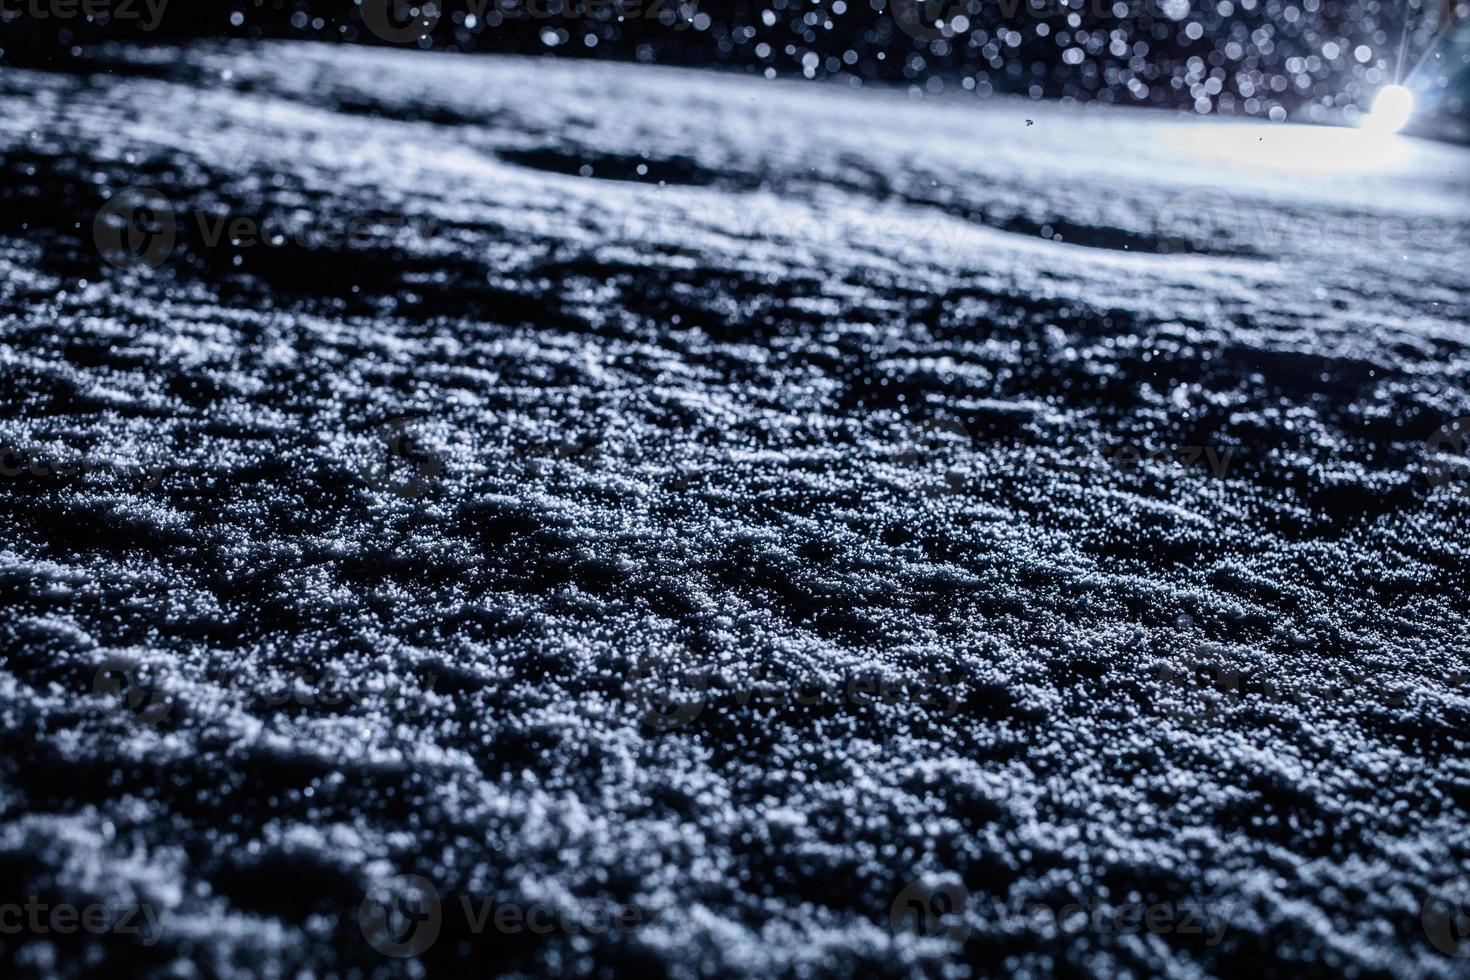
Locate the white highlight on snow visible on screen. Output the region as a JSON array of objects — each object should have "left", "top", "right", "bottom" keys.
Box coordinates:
[{"left": 1162, "top": 121, "right": 1408, "bottom": 174}]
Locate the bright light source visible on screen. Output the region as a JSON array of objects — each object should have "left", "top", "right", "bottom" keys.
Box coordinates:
[{"left": 1361, "top": 85, "right": 1415, "bottom": 135}]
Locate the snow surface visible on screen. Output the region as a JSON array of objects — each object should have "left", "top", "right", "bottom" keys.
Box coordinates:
[{"left": 1, "top": 41, "right": 1468, "bottom": 978}]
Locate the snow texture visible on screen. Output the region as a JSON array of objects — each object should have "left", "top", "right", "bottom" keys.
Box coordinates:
[{"left": 1, "top": 41, "right": 1468, "bottom": 979}]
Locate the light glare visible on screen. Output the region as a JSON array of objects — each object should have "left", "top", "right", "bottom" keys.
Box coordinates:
[{"left": 1362, "top": 85, "right": 1415, "bottom": 135}]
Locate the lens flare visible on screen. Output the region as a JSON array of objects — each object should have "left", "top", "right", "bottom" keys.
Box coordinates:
[{"left": 1361, "top": 85, "right": 1415, "bottom": 135}]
